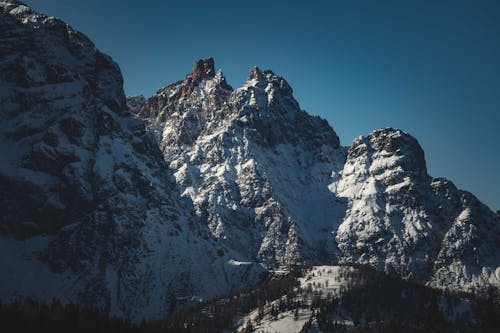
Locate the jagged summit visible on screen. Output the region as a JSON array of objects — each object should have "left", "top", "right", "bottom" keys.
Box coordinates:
[
  {"left": 244, "top": 66, "right": 293, "bottom": 95},
  {"left": 188, "top": 57, "right": 216, "bottom": 81},
  {"left": 246, "top": 66, "right": 266, "bottom": 84},
  {"left": 1, "top": 0, "right": 25, "bottom": 6},
  {"left": 128, "top": 58, "right": 341, "bottom": 151},
  {"left": 129, "top": 58, "right": 232, "bottom": 121},
  {"left": 362, "top": 127, "right": 427, "bottom": 175},
  {"left": 0, "top": 1, "right": 33, "bottom": 17}
]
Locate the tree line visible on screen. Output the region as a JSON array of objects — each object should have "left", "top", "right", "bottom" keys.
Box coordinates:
[{"left": 0, "top": 265, "right": 498, "bottom": 332}]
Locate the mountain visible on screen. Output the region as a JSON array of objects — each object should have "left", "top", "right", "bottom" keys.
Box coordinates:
[
  {"left": 129, "top": 59, "right": 346, "bottom": 270},
  {"left": 335, "top": 128, "right": 499, "bottom": 289},
  {"left": 3, "top": 265, "right": 498, "bottom": 332},
  {"left": 0, "top": 0, "right": 498, "bottom": 322},
  {"left": 0, "top": 0, "right": 263, "bottom": 321},
  {"left": 161, "top": 265, "right": 493, "bottom": 332},
  {"left": 130, "top": 58, "right": 499, "bottom": 292}
]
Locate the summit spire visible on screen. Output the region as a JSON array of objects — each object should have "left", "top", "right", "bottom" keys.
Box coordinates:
[{"left": 188, "top": 57, "right": 215, "bottom": 81}]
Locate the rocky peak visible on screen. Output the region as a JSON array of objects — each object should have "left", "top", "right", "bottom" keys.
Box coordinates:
[
  {"left": 227, "top": 65, "right": 340, "bottom": 148},
  {"left": 1, "top": 0, "right": 24, "bottom": 4},
  {"left": 130, "top": 58, "right": 231, "bottom": 122},
  {"left": 0, "top": 0, "right": 26, "bottom": 9},
  {"left": 353, "top": 128, "right": 428, "bottom": 177},
  {"left": 178, "top": 58, "right": 232, "bottom": 94},
  {"left": 213, "top": 69, "right": 231, "bottom": 90},
  {"left": 246, "top": 66, "right": 264, "bottom": 85},
  {"left": 373, "top": 128, "right": 426, "bottom": 172},
  {"left": 0, "top": 0, "right": 126, "bottom": 116},
  {"left": 188, "top": 57, "right": 215, "bottom": 81},
  {"left": 337, "top": 127, "right": 428, "bottom": 201},
  {"left": 244, "top": 66, "right": 293, "bottom": 96}
]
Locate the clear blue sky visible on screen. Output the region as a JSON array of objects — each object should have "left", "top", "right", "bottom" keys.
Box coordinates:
[{"left": 25, "top": 0, "right": 500, "bottom": 211}]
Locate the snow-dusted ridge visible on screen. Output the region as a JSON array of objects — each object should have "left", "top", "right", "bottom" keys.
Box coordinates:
[
  {"left": 0, "top": 0, "right": 265, "bottom": 322},
  {"left": 0, "top": 0, "right": 498, "bottom": 322},
  {"left": 131, "top": 57, "right": 499, "bottom": 294}
]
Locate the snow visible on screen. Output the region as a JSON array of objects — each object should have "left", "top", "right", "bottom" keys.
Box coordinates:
[
  {"left": 249, "top": 309, "right": 310, "bottom": 333},
  {"left": 228, "top": 259, "right": 253, "bottom": 266},
  {"left": 9, "top": 4, "right": 31, "bottom": 16},
  {"left": 0, "top": 235, "right": 69, "bottom": 302},
  {"left": 236, "top": 266, "right": 353, "bottom": 333},
  {"left": 298, "top": 266, "right": 350, "bottom": 295}
]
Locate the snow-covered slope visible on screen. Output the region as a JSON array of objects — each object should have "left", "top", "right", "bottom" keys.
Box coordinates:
[
  {"left": 131, "top": 59, "right": 348, "bottom": 268},
  {"left": 233, "top": 265, "right": 477, "bottom": 333},
  {"left": 335, "top": 128, "right": 500, "bottom": 290},
  {"left": 132, "top": 58, "right": 499, "bottom": 292},
  {"left": 0, "top": 0, "right": 263, "bottom": 322},
  {"left": 235, "top": 266, "right": 354, "bottom": 333},
  {"left": 0, "top": 0, "right": 498, "bottom": 322}
]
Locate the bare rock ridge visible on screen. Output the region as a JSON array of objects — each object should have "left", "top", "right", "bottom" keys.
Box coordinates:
[
  {"left": 190, "top": 57, "right": 216, "bottom": 81},
  {"left": 0, "top": 0, "right": 499, "bottom": 322}
]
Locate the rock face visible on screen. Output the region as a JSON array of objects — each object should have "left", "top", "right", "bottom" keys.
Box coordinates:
[
  {"left": 131, "top": 59, "right": 500, "bottom": 292},
  {"left": 1, "top": 0, "right": 499, "bottom": 322},
  {"left": 335, "top": 129, "right": 499, "bottom": 288},
  {"left": 130, "top": 58, "right": 347, "bottom": 269},
  {"left": 0, "top": 1, "right": 264, "bottom": 321},
  {"left": 0, "top": 0, "right": 127, "bottom": 237}
]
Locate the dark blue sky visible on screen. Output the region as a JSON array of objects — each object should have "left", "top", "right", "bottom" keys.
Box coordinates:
[{"left": 26, "top": 0, "right": 500, "bottom": 210}]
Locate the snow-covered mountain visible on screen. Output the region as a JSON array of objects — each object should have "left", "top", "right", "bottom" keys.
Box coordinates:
[
  {"left": 130, "top": 58, "right": 499, "bottom": 293},
  {"left": 129, "top": 59, "right": 347, "bottom": 270},
  {"left": 0, "top": 0, "right": 263, "bottom": 321},
  {"left": 0, "top": 0, "right": 498, "bottom": 322},
  {"left": 335, "top": 129, "right": 499, "bottom": 289}
]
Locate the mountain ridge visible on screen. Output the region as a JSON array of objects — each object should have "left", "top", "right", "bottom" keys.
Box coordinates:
[
  {"left": 0, "top": 1, "right": 498, "bottom": 322},
  {"left": 129, "top": 56, "right": 499, "bottom": 291}
]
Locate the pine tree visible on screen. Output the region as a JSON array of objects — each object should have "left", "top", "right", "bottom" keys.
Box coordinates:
[
  {"left": 476, "top": 288, "right": 500, "bottom": 333},
  {"left": 244, "top": 319, "right": 254, "bottom": 333}
]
